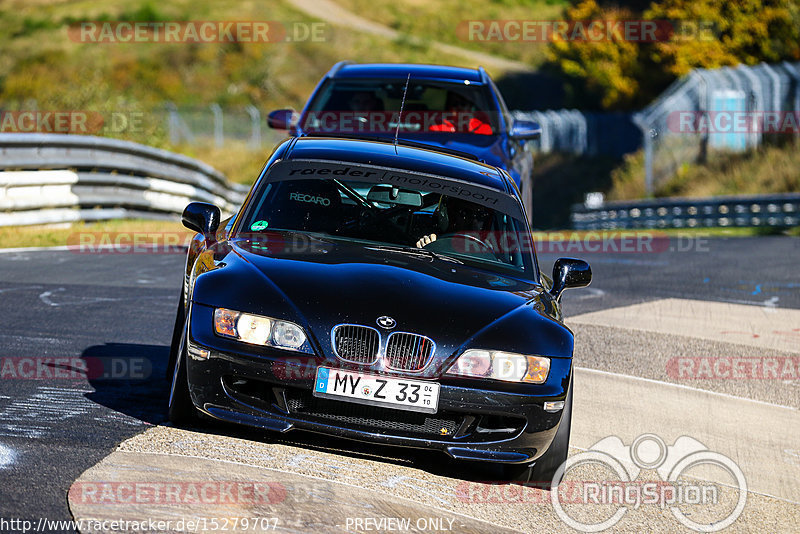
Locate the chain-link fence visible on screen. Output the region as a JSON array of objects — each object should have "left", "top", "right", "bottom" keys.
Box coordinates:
[
  {"left": 0, "top": 100, "right": 287, "bottom": 149},
  {"left": 513, "top": 110, "right": 640, "bottom": 158},
  {"left": 634, "top": 61, "right": 800, "bottom": 195},
  {"left": 166, "top": 104, "right": 643, "bottom": 157},
  {"left": 165, "top": 104, "right": 286, "bottom": 148},
  {"left": 164, "top": 105, "right": 643, "bottom": 158}
]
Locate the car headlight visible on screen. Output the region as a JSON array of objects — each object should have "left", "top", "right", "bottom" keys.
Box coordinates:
[
  {"left": 445, "top": 349, "right": 550, "bottom": 384},
  {"left": 213, "top": 308, "right": 313, "bottom": 353}
]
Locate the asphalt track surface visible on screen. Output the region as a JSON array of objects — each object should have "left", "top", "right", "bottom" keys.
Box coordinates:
[{"left": 0, "top": 236, "right": 798, "bottom": 532}]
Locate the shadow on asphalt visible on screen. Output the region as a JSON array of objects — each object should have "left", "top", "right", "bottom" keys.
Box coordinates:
[{"left": 81, "top": 342, "right": 170, "bottom": 426}]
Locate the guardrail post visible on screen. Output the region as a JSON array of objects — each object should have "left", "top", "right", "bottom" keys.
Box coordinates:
[
  {"left": 166, "top": 102, "right": 196, "bottom": 145},
  {"left": 782, "top": 62, "right": 800, "bottom": 141},
  {"left": 643, "top": 131, "right": 654, "bottom": 196},
  {"left": 246, "top": 105, "right": 261, "bottom": 149},
  {"left": 210, "top": 104, "right": 224, "bottom": 148},
  {"left": 633, "top": 113, "right": 654, "bottom": 196},
  {"left": 167, "top": 103, "right": 180, "bottom": 145}
]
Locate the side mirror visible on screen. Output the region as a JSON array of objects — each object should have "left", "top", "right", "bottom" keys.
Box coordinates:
[
  {"left": 182, "top": 202, "right": 221, "bottom": 237},
  {"left": 510, "top": 119, "right": 541, "bottom": 140},
  {"left": 550, "top": 258, "right": 591, "bottom": 300},
  {"left": 267, "top": 109, "right": 298, "bottom": 130}
]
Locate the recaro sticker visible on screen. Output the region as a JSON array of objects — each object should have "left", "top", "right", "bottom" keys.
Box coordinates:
[{"left": 289, "top": 192, "right": 331, "bottom": 206}]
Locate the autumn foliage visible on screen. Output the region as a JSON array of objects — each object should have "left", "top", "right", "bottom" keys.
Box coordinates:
[{"left": 546, "top": 0, "right": 800, "bottom": 110}]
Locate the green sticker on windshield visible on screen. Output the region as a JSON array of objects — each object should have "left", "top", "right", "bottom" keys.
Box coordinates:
[{"left": 250, "top": 220, "right": 269, "bottom": 231}]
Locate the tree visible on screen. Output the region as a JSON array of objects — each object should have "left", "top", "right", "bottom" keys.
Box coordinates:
[
  {"left": 545, "top": 0, "right": 645, "bottom": 110},
  {"left": 646, "top": 0, "right": 800, "bottom": 77},
  {"left": 546, "top": 0, "right": 800, "bottom": 110}
]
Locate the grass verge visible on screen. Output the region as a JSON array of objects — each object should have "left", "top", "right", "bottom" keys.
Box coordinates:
[
  {"left": 330, "top": 0, "right": 566, "bottom": 68},
  {"left": 0, "top": 219, "right": 192, "bottom": 249},
  {"left": 609, "top": 141, "right": 800, "bottom": 201}
]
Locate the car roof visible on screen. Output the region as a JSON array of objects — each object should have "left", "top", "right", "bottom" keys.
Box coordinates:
[
  {"left": 283, "top": 136, "right": 508, "bottom": 191},
  {"left": 332, "top": 63, "right": 484, "bottom": 84}
]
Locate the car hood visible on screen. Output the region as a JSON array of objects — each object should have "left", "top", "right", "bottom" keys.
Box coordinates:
[{"left": 192, "top": 234, "right": 571, "bottom": 376}]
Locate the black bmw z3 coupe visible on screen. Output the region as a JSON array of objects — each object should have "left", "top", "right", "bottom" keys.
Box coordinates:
[{"left": 167, "top": 135, "right": 591, "bottom": 485}]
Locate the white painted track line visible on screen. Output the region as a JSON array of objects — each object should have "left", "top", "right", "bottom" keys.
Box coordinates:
[
  {"left": 572, "top": 366, "right": 800, "bottom": 503},
  {"left": 0, "top": 245, "right": 71, "bottom": 253},
  {"left": 568, "top": 298, "right": 800, "bottom": 354}
]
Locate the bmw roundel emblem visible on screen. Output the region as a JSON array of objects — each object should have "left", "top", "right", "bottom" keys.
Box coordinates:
[{"left": 376, "top": 316, "right": 396, "bottom": 329}]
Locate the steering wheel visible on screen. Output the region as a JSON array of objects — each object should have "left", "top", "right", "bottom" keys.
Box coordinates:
[
  {"left": 425, "top": 232, "right": 496, "bottom": 255},
  {"left": 338, "top": 205, "right": 411, "bottom": 242}
]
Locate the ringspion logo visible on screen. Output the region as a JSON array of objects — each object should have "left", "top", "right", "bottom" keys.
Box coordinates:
[{"left": 551, "top": 434, "right": 747, "bottom": 532}]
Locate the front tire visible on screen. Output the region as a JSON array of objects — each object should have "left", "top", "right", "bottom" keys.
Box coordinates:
[
  {"left": 165, "top": 288, "right": 186, "bottom": 380},
  {"left": 502, "top": 378, "right": 573, "bottom": 488},
  {"left": 531, "top": 377, "right": 573, "bottom": 488},
  {"left": 168, "top": 323, "right": 196, "bottom": 424}
]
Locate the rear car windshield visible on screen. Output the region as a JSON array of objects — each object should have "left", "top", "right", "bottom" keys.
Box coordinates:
[
  {"left": 303, "top": 79, "right": 497, "bottom": 136},
  {"left": 236, "top": 160, "right": 536, "bottom": 278}
]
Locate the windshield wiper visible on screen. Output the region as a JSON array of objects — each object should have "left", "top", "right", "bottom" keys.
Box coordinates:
[
  {"left": 333, "top": 179, "right": 374, "bottom": 209},
  {"left": 366, "top": 244, "right": 463, "bottom": 264}
]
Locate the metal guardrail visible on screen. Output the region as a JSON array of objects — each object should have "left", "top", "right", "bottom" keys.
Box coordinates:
[
  {"left": 571, "top": 193, "right": 800, "bottom": 230},
  {"left": 0, "top": 133, "right": 249, "bottom": 227}
]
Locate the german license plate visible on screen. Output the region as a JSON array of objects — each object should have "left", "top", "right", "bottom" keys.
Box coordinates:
[{"left": 313, "top": 367, "right": 440, "bottom": 414}]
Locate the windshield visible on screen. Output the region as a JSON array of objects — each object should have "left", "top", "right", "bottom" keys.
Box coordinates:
[
  {"left": 302, "top": 78, "right": 498, "bottom": 136},
  {"left": 236, "top": 163, "right": 535, "bottom": 278}
]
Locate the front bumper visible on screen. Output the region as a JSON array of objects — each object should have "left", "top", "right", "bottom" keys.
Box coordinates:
[{"left": 186, "top": 305, "right": 572, "bottom": 464}]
